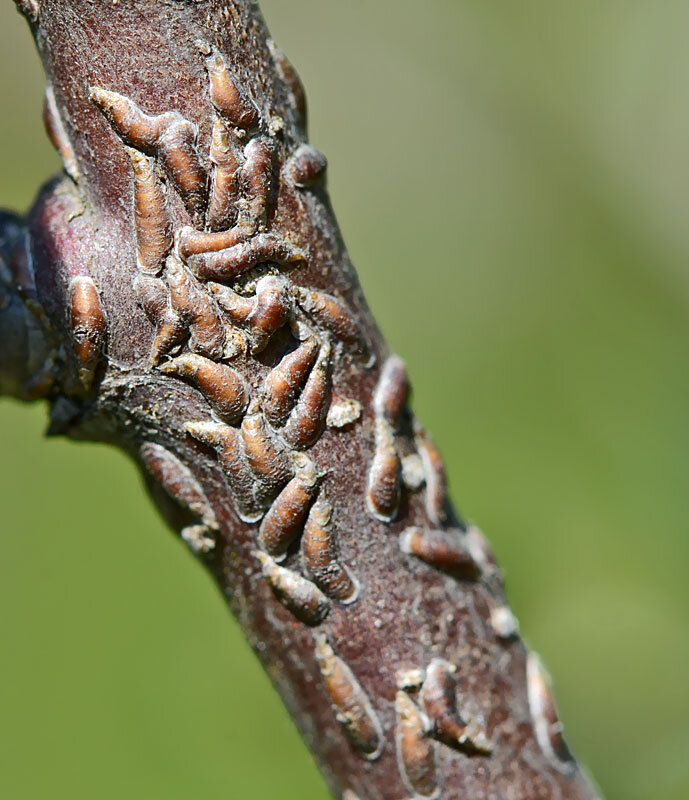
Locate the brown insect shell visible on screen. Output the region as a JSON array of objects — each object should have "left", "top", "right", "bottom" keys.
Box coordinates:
[
  {"left": 134, "top": 274, "right": 187, "bottom": 365},
  {"left": 238, "top": 136, "right": 274, "bottom": 230},
  {"left": 140, "top": 442, "right": 218, "bottom": 529},
  {"left": 89, "top": 87, "right": 171, "bottom": 152},
  {"left": 165, "top": 255, "right": 225, "bottom": 360},
  {"left": 206, "top": 49, "right": 260, "bottom": 130},
  {"left": 43, "top": 86, "right": 79, "bottom": 182},
  {"left": 207, "top": 281, "right": 253, "bottom": 323},
  {"left": 177, "top": 225, "right": 248, "bottom": 261},
  {"left": 185, "top": 420, "right": 263, "bottom": 523},
  {"left": 419, "top": 658, "right": 492, "bottom": 756},
  {"left": 127, "top": 147, "right": 172, "bottom": 275},
  {"left": 207, "top": 117, "right": 240, "bottom": 232},
  {"left": 244, "top": 275, "right": 292, "bottom": 350},
  {"left": 400, "top": 527, "right": 481, "bottom": 581},
  {"left": 268, "top": 41, "right": 307, "bottom": 130},
  {"left": 258, "top": 454, "right": 320, "bottom": 560},
  {"left": 159, "top": 353, "right": 248, "bottom": 424},
  {"left": 68, "top": 275, "right": 106, "bottom": 389},
  {"left": 254, "top": 551, "right": 330, "bottom": 626},
  {"left": 366, "top": 416, "right": 401, "bottom": 522},
  {"left": 263, "top": 336, "right": 320, "bottom": 428},
  {"left": 314, "top": 635, "right": 384, "bottom": 761},
  {"left": 395, "top": 691, "right": 439, "bottom": 800},
  {"left": 281, "top": 340, "right": 332, "bottom": 450},
  {"left": 155, "top": 119, "right": 208, "bottom": 224},
  {"left": 186, "top": 233, "right": 304, "bottom": 283},
  {"left": 241, "top": 404, "right": 295, "bottom": 496},
  {"left": 287, "top": 144, "right": 328, "bottom": 188},
  {"left": 414, "top": 423, "right": 448, "bottom": 527},
  {"left": 301, "top": 494, "right": 358, "bottom": 604},
  {"left": 527, "top": 653, "right": 575, "bottom": 772},
  {"left": 294, "top": 287, "right": 369, "bottom": 358},
  {"left": 374, "top": 355, "right": 409, "bottom": 431}
]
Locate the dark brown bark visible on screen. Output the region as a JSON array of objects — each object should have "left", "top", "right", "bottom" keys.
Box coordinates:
[{"left": 1, "top": 2, "right": 602, "bottom": 798}]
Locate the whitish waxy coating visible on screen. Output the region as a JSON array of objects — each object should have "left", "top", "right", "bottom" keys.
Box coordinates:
[
  {"left": 255, "top": 551, "right": 329, "bottom": 626},
  {"left": 395, "top": 691, "right": 439, "bottom": 800},
  {"left": 68, "top": 276, "right": 106, "bottom": 390},
  {"left": 315, "top": 636, "right": 384, "bottom": 761},
  {"left": 490, "top": 605, "right": 520, "bottom": 640},
  {"left": 527, "top": 653, "right": 576, "bottom": 773},
  {"left": 419, "top": 659, "right": 492, "bottom": 755}
]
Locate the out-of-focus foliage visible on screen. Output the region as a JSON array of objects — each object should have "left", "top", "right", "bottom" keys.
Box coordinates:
[{"left": 1, "top": 2, "right": 688, "bottom": 798}]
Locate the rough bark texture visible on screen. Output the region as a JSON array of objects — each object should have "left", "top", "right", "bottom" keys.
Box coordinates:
[{"left": 1, "top": 2, "right": 602, "bottom": 798}]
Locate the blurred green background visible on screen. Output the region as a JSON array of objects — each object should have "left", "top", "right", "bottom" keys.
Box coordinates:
[{"left": 1, "top": 2, "right": 688, "bottom": 798}]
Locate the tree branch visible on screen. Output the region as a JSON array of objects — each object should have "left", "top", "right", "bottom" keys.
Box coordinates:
[{"left": 2, "top": 1, "right": 602, "bottom": 798}]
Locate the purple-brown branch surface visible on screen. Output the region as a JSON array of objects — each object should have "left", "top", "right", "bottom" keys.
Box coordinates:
[{"left": 0, "top": 2, "right": 602, "bottom": 798}]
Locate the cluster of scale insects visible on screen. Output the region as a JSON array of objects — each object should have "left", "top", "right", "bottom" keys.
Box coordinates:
[{"left": 35, "top": 39, "right": 581, "bottom": 799}]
